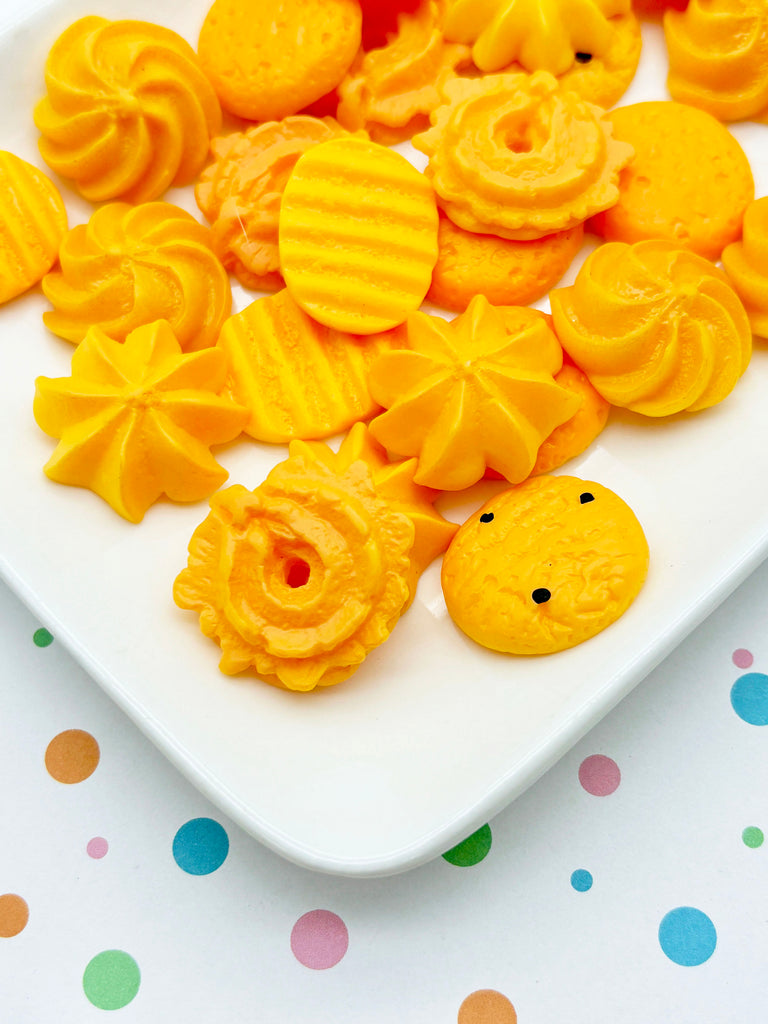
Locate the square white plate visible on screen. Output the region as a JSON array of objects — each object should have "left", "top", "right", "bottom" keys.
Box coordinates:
[{"left": 1, "top": 0, "right": 767, "bottom": 876}]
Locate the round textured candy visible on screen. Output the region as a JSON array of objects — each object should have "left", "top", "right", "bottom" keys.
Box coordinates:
[
  {"left": 722, "top": 198, "right": 768, "bottom": 341},
  {"left": 35, "top": 16, "right": 221, "bottom": 204},
  {"left": 197, "top": 0, "right": 361, "bottom": 121},
  {"left": 42, "top": 202, "right": 231, "bottom": 351},
  {"left": 589, "top": 101, "right": 754, "bottom": 259},
  {"left": 550, "top": 240, "right": 752, "bottom": 416},
  {"left": 442, "top": 475, "right": 649, "bottom": 655},
  {"left": 665, "top": 0, "right": 768, "bottom": 123},
  {"left": 0, "top": 151, "right": 67, "bottom": 306},
  {"left": 279, "top": 136, "right": 439, "bottom": 334},
  {"left": 427, "top": 211, "right": 584, "bottom": 312}
]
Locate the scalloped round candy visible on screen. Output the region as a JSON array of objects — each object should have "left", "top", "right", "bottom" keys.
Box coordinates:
[
  {"left": 722, "top": 197, "right": 768, "bottom": 341},
  {"left": 550, "top": 240, "right": 752, "bottom": 416},
  {"left": 279, "top": 136, "right": 439, "bottom": 334},
  {"left": 35, "top": 17, "right": 221, "bottom": 204},
  {"left": 413, "top": 71, "right": 634, "bottom": 240},
  {"left": 42, "top": 202, "right": 231, "bottom": 351}
]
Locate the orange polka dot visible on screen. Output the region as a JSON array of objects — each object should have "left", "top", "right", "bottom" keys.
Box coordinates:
[
  {"left": 0, "top": 894, "right": 29, "bottom": 937},
  {"left": 44, "top": 729, "right": 100, "bottom": 784},
  {"left": 458, "top": 990, "right": 518, "bottom": 1024}
]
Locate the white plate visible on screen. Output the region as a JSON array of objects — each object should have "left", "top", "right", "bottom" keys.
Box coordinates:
[{"left": 1, "top": 0, "right": 767, "bottom": 876}]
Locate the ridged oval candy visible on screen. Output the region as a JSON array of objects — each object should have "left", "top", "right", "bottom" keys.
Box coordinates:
[{"left": 278, "top": 136, "right": 439, "bottom": 334}]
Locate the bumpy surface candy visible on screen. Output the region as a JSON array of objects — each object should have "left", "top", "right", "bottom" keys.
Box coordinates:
[
  {"left": 35, "top": 17, "right": 221, "bottom": 203},
  {"left": 550, "top": 240, "right": 753, "bottom": 416}
]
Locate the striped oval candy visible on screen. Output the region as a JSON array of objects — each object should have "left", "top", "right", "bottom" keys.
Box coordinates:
[
  {"left": 218, "top": 288, "right": 406, "bottom": 443},
  {"left": 278, "top": 136, "right": 439, "bottom": 334},
  {"left": 0, "top": 151, "right": 67, "bottom": 305}
]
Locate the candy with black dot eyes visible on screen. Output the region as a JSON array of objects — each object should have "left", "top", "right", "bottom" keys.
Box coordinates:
[{"left": 441, "top": 475, "right": 649, "bottom": 655}]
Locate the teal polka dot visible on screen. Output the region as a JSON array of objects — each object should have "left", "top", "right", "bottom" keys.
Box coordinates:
[
  {"left": 172, "top": 818, "right": 229, "bottom": 875},
  {"left": 658, "top": 907, "right": 717, "bottom": 966},
  {"left": 33, "top": 628, "right": 53, "bottom": 648},
  {"left": 571, "top": 869, "right": 593, "bottom": 892},
  {"left": 442, "top": 824, "right": 492, "bottom": 867},
  {"left": 742, "top": 826, "right": 764, "bottom": 849},
  {"left": 730, "top": 673, "right": 768, "bottom": 726},
  {"left": 82, "top": 950, "right": 140, "bottom": 1009}
]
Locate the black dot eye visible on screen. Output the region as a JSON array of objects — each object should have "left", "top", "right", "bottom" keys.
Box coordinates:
[
  {"left": 479, "top": 512, "right": 494, "bottom": 523},
  {"left": 579, "top": 492, "right": 595, "bottom": 504},
  {"left": 532, "top": 588, "right": 551, "bottom": 604},
  {"left": 575, "top": 51, "right": 593, "bottom": 63}
]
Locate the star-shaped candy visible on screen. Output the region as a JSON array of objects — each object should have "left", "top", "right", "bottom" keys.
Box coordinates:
[
  {"left": 34, "top": 320, "right": 249, "bottom": 522},
  {"left": 368, "top": 295, "right": 581, "bottom": 490}
]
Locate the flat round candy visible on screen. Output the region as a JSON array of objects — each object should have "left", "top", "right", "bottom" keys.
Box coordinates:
[{"left": 442, "top": 475, "right": 649, "bottom": 655}]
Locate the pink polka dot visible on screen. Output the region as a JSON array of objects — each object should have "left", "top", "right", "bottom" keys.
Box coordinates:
[
  {"left": 87, "top": 837, "right": 109, "bottom": 859},
  {"left": 290, "top": 910, "right": 348, "bottom": 969},
  {"left": 733, "top": 649, "right": 754, "bottom": 669},
  {"left": 579, "top": 755, "right": 621, "bottom": 796}
]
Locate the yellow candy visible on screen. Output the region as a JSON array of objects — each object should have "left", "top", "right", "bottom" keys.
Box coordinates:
[
  {"left": 42, "top": 202, "right": 231, "bottom": 351},
  {"left": 173, "top": 430, "right": 419, "bottom": 690},
  {"left": 722, "top": 198, "right": 768, "bottom": 340},
  {"left": 413, "top": 72, "right": 634, "bottom": 241},
  {"left": 444, "top": 0, "right": 631, "bottom": 74},
  {"left": 0, "top": 151, "right": 67, "bottom": 305},
  {"left": 278, "top": 136, "right": 439, "bottom": 334},
  {"left": 368, "top": 295, "right": 581, "bottom": 490},
  {"left": 550, "top": 240, "right": 752, "bottom": 416},
  {"left": 216, "top": 289, "right": 406, "bottom": 443},
  {"left": 34, "top": 320, "right": 248, "bottom": 523},
  {"left": 35, "top": 17, "right": 221, "bottom": 203},
  {"left": 442, "top": 475, "right": 649, "bottom": 655}
]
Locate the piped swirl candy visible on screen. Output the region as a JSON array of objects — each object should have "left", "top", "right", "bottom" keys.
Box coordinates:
[
  {"left": 42, "top": 202, "right": 231, "bottom": 351},
  {"left": 412, "top": 72, "right": 634, "bottom": 240},
  {"left": 665, "top": 0, "right": 768, "bottom": 124},
  {"left": 722, "top": 197, "right": 768, "bottom": 341},
  {"left": 34, "top": 16, "right": 221, "bottom": 203},
  {"left": 550, "top": 240, "right": 752, "bottom": 416}
]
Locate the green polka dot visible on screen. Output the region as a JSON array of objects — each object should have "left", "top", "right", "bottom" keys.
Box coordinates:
[
  {"left": 83, "top": 950, "right": 140, "bottom": 1010},
  {"left": 33, "top": 628, "right": 53, "bottom": 648},
  {"left": 742, "top": 826, "right": 764, "bottom": 849},
  {"left": 442, "top": 824, "right": 492, "bottom": 867}
]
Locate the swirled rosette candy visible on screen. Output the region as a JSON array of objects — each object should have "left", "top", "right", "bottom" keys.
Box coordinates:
[
  {"left": 195, "top": 117, "right": 353, "bottom": 292},
  {"left": 722, "top": 198, "right": 768, "bottom": 340},
  {"left": 42, "top": 202, "right": 231, "bottom": 351},
  {"left": 665, "top": 0, "right": 768, "bottom": 123},
  {"left": 33, "top": 320, "right": 249, "bottom": 523},
  {"left": 34, "top": 16, "right": 221, "bottom": 203},
  {"left": 172, "top": 436, "right": 416, "bottom": 690},
  {"left": 550, "top": 241, "right": 752, "bottom": 416},
  {"left": 412, "top": 72, "right": 634, "bottom": 240},
  {"left": 337, "top": 0, "right": 472, "bottom": 144}
]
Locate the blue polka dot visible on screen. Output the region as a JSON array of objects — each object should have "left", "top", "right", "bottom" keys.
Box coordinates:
[
  {"left": 172, "top": 818, "right": 229, "bottom": 875},
  {"left": 730, "top": 673, "right": 768, "bottom": 726},
  {"left": 570, "top": 869, "right": 593, "bottom": 892},
  {"left": 658, "top": 907, "right": 717, "bottom": 966}
]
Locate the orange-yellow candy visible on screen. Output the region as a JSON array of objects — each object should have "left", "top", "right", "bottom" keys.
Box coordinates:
[
  {"left": 337, "top": 0, "right": 472, "bottom": 144},
  {"left": 278, "top": 136, "right": 439, "bottom": 334},
  {"left": 198, "top": 0, "right": 361, "bottom": 121},
  {"left": 532, "top": 359, "right": 611, "bottom": 474},
  {"left": 173, "top": 423, "right": 457, "bottom": 690},
  {"left": 665, "top": 0, "right": 768, "bottom": 124},
  {"left": 196, "top": 117, "right": 354, "bottom": 293},
  {"left": 444, "top": 0, "right": 631, "bottom": 75},
  {"left": 0, "top": 151, "right": 67, "bottom": 305},
  {"left": 413, "top": 71, "right": 634, "bottom": 240},
  {"left": 368, "top": 294, "right": 581, "bottom": 490},
  {"left": 33, "top": 320, "right": 249, "bottom": 523},
  {"left": 722, "top": 197, "right": 768, "bottom": 341},
  {"left": 42, "top": 202, "right": 231, "bottom": 351},
  {"left": 217, "top": 289, "right": 406, "bottom": 442},
  {"left": 441, "top": 475, "right": 649, "bottom": 655},
  {"left": 550, "top": 240, "right": 752, "bottom": 416},
  {"left": 35, "top": 17, "right": 221, "bottom": 204}
]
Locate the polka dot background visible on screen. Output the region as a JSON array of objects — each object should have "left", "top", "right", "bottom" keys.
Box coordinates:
[{"left": 4, "top": 551, "right": 768, "bottom": 1018}]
